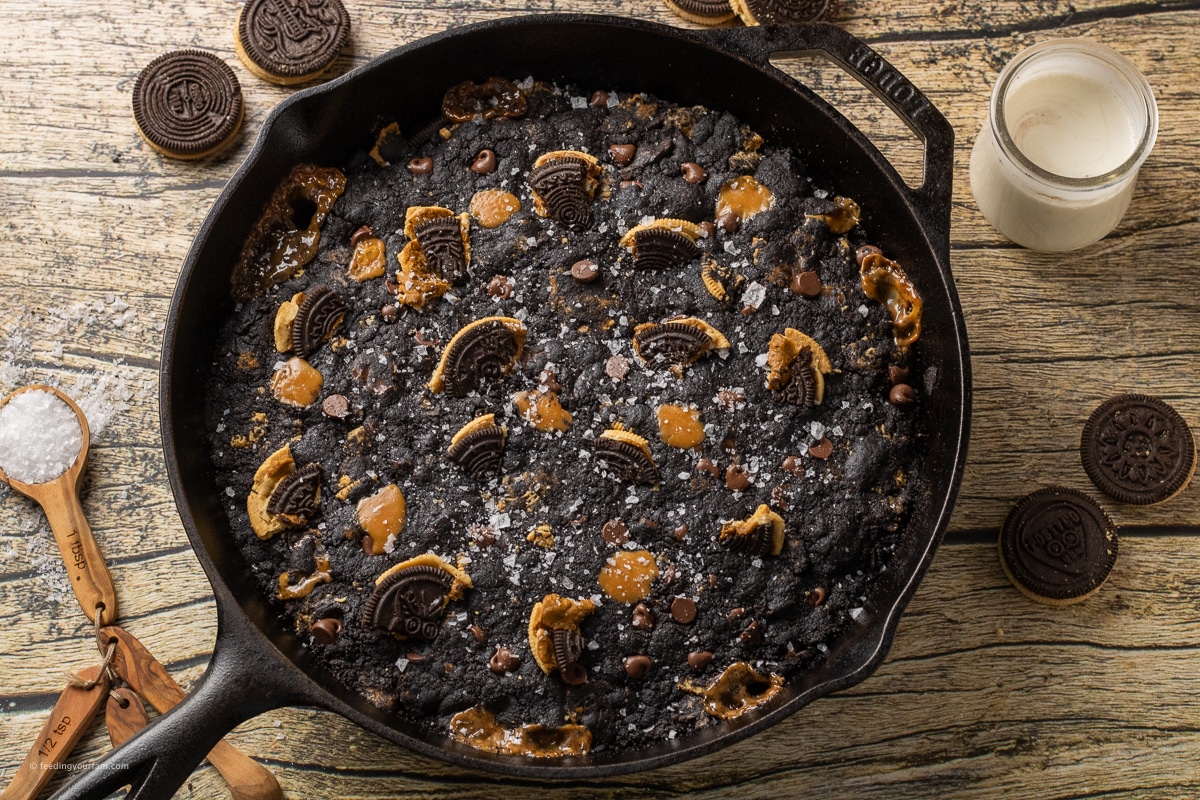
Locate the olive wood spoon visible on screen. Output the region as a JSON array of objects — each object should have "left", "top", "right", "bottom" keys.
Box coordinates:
[
  {"left": 105, "top": 687, "right": 150, "bottom": 748},
  {"left": 0, "top": 666, "right": 109, "bottom": 800},
  {"left": 101, "top": 626, "right": 283, "bottom": 800},
  {"left": 0, "top": 385, "right": 117, "bottom": 625}
]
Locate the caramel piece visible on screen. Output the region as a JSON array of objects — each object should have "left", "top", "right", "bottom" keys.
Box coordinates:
[
  {"left": 356, "top": 484, "right": 407, "bottom": 547},
  {"left": 860, "top": 252, "right": 922, "bottom": 348},
  {"left": 765, "top": 328, "right": 832, "bottom": 396},
  {"left": 528, "top": 594, "right": 595, "bottom": 676},
  {"left": 598, "top": 550, "right": 659, "bottom": 603},
  {"left": 715, "top": 176, "right": 774, "bottom": 224},
  {"left": 270, "top": 357, "right": 323, "bottom": 408},
  {"left": 680, "top": 661, "right": 784, "bottom": 720},
  {"left": 273, "top": 292, "right": 304, "bottom": 352},
  {"left": 526, "top": 523, "right": 555, "bottom": 549},
  {"left": 394, "top": 240, "right": 452, "bottom": 309},
  {"left": 656, "top": 404, "right": 704, "bottom": 449},
  {"left": 514, "top": 389, "right": 572, "bottom": 433},
  {"left": 807, "top": 195, "right": 861, "bottom": 233},
  {"left": 449, "top": 706, "right": 591, "bottom": 758},
  {"left": 469, "top": 189, "right": 521, "bottom": 229},
  {"left": 348, "top": 237, "right": 387, "bottom": 282},
  {"left": 278, "top": 555, "right": 331, "bottom": 600},
  {"left": 719, "top": 504, "right": 785, "bottom": 556}
]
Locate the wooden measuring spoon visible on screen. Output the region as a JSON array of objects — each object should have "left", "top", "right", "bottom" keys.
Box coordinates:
[
  {"left": 0, "top": 665, "right": 109, "bottom": 800},
  {"left": 0, "top": 385, "right": 117, "bottom": 625}
]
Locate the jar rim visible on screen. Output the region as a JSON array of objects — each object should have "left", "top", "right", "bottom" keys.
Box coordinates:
[{"left": 989, "top": 39, "right": 1158, "bottom": 191}]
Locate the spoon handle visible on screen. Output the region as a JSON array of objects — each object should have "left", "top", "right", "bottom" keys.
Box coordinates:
[{"left": 40, "top": 479, "right": 118, "bottom": 626}]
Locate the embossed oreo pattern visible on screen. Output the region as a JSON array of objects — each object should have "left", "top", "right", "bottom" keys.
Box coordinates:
[
  {"left": 238, "top": 0, "right": 350, "bottom": 79},
  {"left": 1000, "top": 487, "right": 1118, "bottom": 602},
  {"left": 740, "top": 0, "right": 829, "bottom": 24},
  {"left": 667, "top": 0, "right": 735, "bottom": 19},
  {"left": 132, "top": 50, "right": 243, "bottom": 156},
  {"left": 1081, "top": 394, "right": 1195, "bottom": 505}
]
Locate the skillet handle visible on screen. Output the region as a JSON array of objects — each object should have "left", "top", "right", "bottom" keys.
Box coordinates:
[
  {"left": 48, "top": 633, "right": 296, "bottom": 800},
  {"left": 696, "top": 23, "right": 955, "bottom": 253}
]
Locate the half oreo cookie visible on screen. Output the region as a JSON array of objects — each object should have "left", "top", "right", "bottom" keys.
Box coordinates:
[
  {"left": 132, "top": 50, "right": 244, "bottom": 159},
  {"left": 1081, "top": 394, "right": 1195, "bottom": 505},
  {"left": 998, "top": 487, "right": 1118, "bottom": 606}
]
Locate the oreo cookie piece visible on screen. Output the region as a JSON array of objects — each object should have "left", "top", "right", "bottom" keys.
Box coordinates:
[
  {"left": 1081, "top": 394, "right": 1196, "bottom": 505},
  {"left": 235, "top": 0, "right": 350, "bottom": 86},
  {"left": 998, "top": 487, "right": 1118, "bottom": 606},
  {"left": 132, "top": 50, "right": 244, "bottom": 160},
  {"left": 730, "top": 0, "right": 830, "bottom": 25},
  {"left": 663, "top": 0, "right": 736, "bottom": 25}
]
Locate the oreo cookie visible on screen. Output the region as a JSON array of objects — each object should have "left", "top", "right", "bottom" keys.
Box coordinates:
[
  {"left": 663, "top": 0, "right": 736, "bottom": 25},
  {"left": 132, "top": 50, "right": 244, "bottom": 160},
  {"left": 1081, "top": 394, "right": 1195, "bottom": 505},
  {"left": 235, "top": 0, "right": 350, "bottom": 86},
  {"left": 731, "top": 0, "right": 830, "bottom": 25},
  {"left": 999, "top": 487, "right": 1118, "bottom": 606}
]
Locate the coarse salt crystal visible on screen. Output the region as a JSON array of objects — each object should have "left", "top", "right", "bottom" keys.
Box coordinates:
[{"left": 0, "top": 389, "right": 83, "bottom": 484}]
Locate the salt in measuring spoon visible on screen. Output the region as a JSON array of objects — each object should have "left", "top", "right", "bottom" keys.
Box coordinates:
[{"left": 0, "top": 385, "right": 118, "bottom": 625}]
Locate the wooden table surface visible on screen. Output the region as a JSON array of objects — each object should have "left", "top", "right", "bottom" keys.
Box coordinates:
[{"left": 2, "top": 0, "right": 1199, "bottom": 798}]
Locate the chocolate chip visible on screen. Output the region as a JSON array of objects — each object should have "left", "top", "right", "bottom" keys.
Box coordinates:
[
  {"left": 856, "top": 244, "right": 882, "bottom": 266},
  {"left": 671, "top": 597, "right": 697, "bottom": 624},
  {"left": 610, "top": 143, "right": 636, "bottom": 165},
  {"left": 322, "top": 393, "right": 350, "bottom": 419},
  {"left": 687, "top": 650, "right": 713, "bottom": 670},
  {"left": 310, "top": 617, "right": 342, "bottom": 645},
  {"left": 680, "top": 161, "right": 707, "bottom": 184},
  {"left": 471, "top": 149, "right": 497, "bottom": 174},
  {"left": 708, "top": 573, "right": 719, "bottom": 588},
  {"left": 740, "top": 304, "right": 757, "bottom": 316},
  {"left": 738, "top": 620, "right": 763, "bottom": 645},
  {"left": 589, "top": 90, "right": 609, "bottom": 108},
  {"left": 619, "top": 179, "right": 642, "bottom": 190},
  {"left": 699, "top": 221, "right": 717, "bottom": 239},
  {"left": 570, "top": 259, "right": 600, "bottom": 283},
  {"left": 889, "top": 383, "right": 917, "bottom": 409},
  {"left": 717, "top": 207, "right": 740, "bottom": 233},
  {"left": 601, "top": 519, "right": 629, "bottom": 545},
  {"left": 624, "top": 654, "right": 652, "bottom": 680},
  {"left": 468, "top": 524, "right": 497, "bottom": 548},
  {"left": 605, "top": 353, "right": 630, "bottom": 381},
  {"left": 808, "top": 586, "right": 826, "bottom": 607},
  {"left": 673, "top": 524, "right": 688, "bottom": 542},
  {"left": 350, "top": 225, "right": 374, "bottom": 248},
  {"left": 408, "top": 156, "right": 433, "bottom": 175},
  {"left": 782, "top": 455, "right": 803, "bottom": 475},
  {"left": 468, "top": 624, "right": 486, "bottom": 644},
  {"left": 361, "top": 534, "right": 376, "bottom": 555},
  {"left": 486, "top": 274, "right": 513, "bottom": 299},
  {"left": 696, "top": 458, "right": 719, "bottom": 478},
  {"left": 770, "top": 483, "right": 789, "bottom": 510},
  {"left": 725, "top": 463, "right": 752, "bottom": 491},
  {"left": 888, "top": 365, "right": 911, "bottom": 385},
  {"left": 405, "top": 651, "right": 428, "bottom": 663},
  {"left": 631, "top": 603, "right": 655, "bottom": 631},
  {"left": 380, "top": 304, "right": 399, "bottom": 324},
  {"left": 809, "top": 437, "right": 833, "bottom": 459},
  {"left": 791, "top": 270, "right": 822, "bottom": 298},
  {"left": 727, "top": 607, "right": 747, "bottom": 623},
  {"left": 489, "top": 646, "right": 520, "bottom": 674},
  {"left": 538, "top": 369, "right": 562, "bottom": 393}
]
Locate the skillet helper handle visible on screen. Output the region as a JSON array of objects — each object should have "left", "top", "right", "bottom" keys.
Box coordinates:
[
  {"left": 1, "top": 666, "right": 108, "bottom": 800},
  {"left": 38, "top": 479, "right": 118, "bottom": 626},
  {"left": 48, "top": 629, "right": 284, "bottom": 800},
  {"left": 702, "top": 23, "right": 955, "bottom": 249}
]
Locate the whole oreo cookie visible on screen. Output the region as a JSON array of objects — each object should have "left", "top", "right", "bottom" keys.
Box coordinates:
[
  {"left": 731, "top": 0, "right": 830, "bottom": 25},
  {"left": 663, "top": 0, "right": 736, "bottom": 25},
  {"left": 235, "top": 0, "right": 350, "bottom": 86},
  {"left": 132, "top": 50, "right": 244, "bottom": 160},
  {"left": 1081, "top": 394, "right": 1196, "bottom": 505},
  {"left": 999, "top": 487, "right": 1118, "bottom": 606}
]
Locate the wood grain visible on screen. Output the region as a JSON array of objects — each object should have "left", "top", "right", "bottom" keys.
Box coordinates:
[{"left": 3, "top": 1, "right": 1200, "bottom": 798}]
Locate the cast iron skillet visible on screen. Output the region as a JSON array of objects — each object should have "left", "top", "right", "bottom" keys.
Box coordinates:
[{"left": 56, "top": 15, "right": 970, "bottom": 799}]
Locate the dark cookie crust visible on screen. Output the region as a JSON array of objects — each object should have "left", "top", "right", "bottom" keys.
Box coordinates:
[
  {"left": 1080, "top": 394, "right": 1195, "bottom": 505},
  {"left": 132, "top": 50, "right": 243, "bottom": 157},
  {"left": 999, "top": 487, "right": 1118, "bottom": 603},
  {"left": 237, "top": 0, "right": 350, "bottom": 79}
]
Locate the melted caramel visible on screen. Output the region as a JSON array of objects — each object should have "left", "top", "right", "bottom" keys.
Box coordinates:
[
  {"left": 356, "top": 484, "right": 407, "bottom": 544},
  {"left": 861, "top": 253, "right": 922, "bottom": 348},
  {"left": 808, "top": 195, "right": 861, "bottom": 234},
  {"left": 716, "top": 176, "right": 774, "bottom": 223},
  {"left": 449, "top": 706, "right": 591, "bottom": 758},
  {"left": 684, "top": 661, "right": 784, "bottom": 720},
  {"left": 598, "top": 550, "right": 659, "bottom": 603},
  {"left": 469, "top": 189, "right": 521, "bottom": 228},
  {"left": 270, "top": 357, "right": 323, "bottom": 408},
  {"left": 513, "top": 389, "right": 572, "bottom": 433},
  {"left": 348, "top": 237, "right": 387, "bottom": 282},
  {"left": 278, "top": 556, "right": 331, "bottom": 600},
  {"left": 656, "top": 404, "right": 704, "bottom": 449},
  {"left": 231, "top": 165, "right": 346, "bottom": 301}
]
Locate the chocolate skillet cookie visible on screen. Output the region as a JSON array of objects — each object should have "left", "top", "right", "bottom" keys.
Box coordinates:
[
  {"left": 205, "top": 78, "right": 928, "bottom": 755},
  {"left": 1080, "top": 394, "right": 1196, "bottom": 505},
  {"left": 234, "top": 0, "right": 351, "bottom": 85}
]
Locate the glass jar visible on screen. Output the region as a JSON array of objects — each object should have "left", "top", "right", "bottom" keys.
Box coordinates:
[{"left": 969, "top": 39, "right": 1157, "bottom": 252}]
